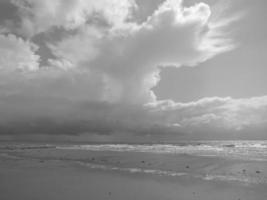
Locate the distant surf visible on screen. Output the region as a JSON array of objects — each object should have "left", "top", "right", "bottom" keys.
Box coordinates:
[{"left": 57, "top": 140, "right": 267, "bottom": 161}]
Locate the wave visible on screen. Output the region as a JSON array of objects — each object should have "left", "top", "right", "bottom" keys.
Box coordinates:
[
  {"left": 78, "top": 162, "right": 267, "bottom": 184},
  {"left": 80, "top": 162, "right": 187, "bottom": 177},
  {"left": 203, "top": 174, "right": 267, "bottom": 184},
  {"left": 57, "top": 140, "right": 267, "bottom": 161}
]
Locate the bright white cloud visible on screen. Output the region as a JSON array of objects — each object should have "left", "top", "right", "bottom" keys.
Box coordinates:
[
  {"left": 147, "top": 96, "right": 267, "bottom": 130},
  {"left": 48, "top": 0, "right": 236, "bottom": 104}
]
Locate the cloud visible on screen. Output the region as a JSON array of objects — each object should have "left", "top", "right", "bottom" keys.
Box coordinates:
[
  {"left": 0, "top": 34, "right": 39, "bottom": 71},
  {"left": 1, "top": 0, "right": 260, "bottom": 139},
  {"left": 47, "top": 26, "right": 101, "bottom": 70},
  {"left": 48, "top": 0, "right": 236, "bottom": 104},
  {"left": 10, "top": 0, "right": 137, "bottom": 37},
  {"left": 1, "top": 93, "right": 267, "bottom": 138},
  {"left": 147, "top": 96, "right": 267, "bottom": 131}
]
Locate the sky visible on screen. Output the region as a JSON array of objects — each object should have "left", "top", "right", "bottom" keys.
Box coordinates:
[{"left": 0, "top": 0, "right": 267, "bottom": 142}]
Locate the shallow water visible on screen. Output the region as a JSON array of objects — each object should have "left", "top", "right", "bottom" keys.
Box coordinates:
[
  {"left": 57, "top": 140, "right": 267, "bottom": 161},
  {"left": 1, "top": 140, "right": 267, "bottom": 184}
]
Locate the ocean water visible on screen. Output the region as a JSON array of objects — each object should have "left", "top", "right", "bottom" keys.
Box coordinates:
[
  {"left": 78, "top": 162, "right": 266, "bottom": 184},
  {"left": 1, "top": 140, "right": 267, "bottom": 184},
  {"left": 57, "top": 140, "right": 267, "bottom": 184},
  {"left": 57, "top": 140, "right": 267, "bottom": 161}
]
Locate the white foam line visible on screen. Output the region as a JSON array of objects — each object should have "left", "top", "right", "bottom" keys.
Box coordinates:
[
  {"left": 78, "top": 162, "right": 267, "bottom": 184},
  {"left": 79, "top": 162, "right": 187, "bottom": 177},
  {"left": 56, "top": 143, "right": 267, "bottom": 161},
  {"left": 203, "top": 174, "right": 267, "bottom": 184}
]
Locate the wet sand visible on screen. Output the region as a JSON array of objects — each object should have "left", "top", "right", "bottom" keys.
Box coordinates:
[{"left": 0, "top": 145, "right": 267, "bottom": 200}]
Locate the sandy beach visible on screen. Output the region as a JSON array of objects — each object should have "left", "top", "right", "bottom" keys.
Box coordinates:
[{"left": 1, "top": 143, "right": 267, "bottom": 200}]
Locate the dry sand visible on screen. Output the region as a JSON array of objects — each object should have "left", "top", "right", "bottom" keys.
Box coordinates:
[{"left": 0, "top": 145, "right": 267, "bottom": 200}]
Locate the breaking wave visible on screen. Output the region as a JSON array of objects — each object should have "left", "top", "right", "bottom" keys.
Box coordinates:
[
  {"left": 57, "top": 140, "right": 267, "bottom": 161},
  {"left": 78, "top": 162, "right": 267, "bottom": 184}
]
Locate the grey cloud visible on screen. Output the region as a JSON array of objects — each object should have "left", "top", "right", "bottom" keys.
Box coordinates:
[{"left": 1, "top": 0, "right": 260, "bottom": 140}]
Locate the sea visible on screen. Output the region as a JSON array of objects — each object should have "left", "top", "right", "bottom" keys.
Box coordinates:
[
  {"left": 1, "top": 140, "right": 267, "bottom": 184},
  {"left": 56, "top": 140, "right": 267, "bottom": 161}
]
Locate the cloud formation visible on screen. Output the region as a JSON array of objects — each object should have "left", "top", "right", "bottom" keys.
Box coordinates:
[
  {"left": 0, "top": 34, "right": 39, "bottom": 71},
  {"left": 1, "top": 0, "right": 263, "bottom": 139},
  {"left": 10, "top": 0, "right": 137, "bottom": 37},
  {"left": 147, "top": 96, "right": 267, "bottom": 131},
  {"left": 47, "top": 0, "right": 235, "bottom": 104}
]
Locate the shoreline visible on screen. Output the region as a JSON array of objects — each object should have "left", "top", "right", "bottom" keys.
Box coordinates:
[
  {"left": 1, "top": 157, "right": 267, "bottom": 200},
  {"left": 1, "top": 145, "right": 267, "bottom": 200}
]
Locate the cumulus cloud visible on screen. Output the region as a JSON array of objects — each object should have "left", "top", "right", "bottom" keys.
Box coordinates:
[
  {"left": 47, "top": 26, "right": 101, "bottom": 70},
  {"left": 147, "top": 96, "right": 267, "bottom": 131},
  {"left": 1, "top": 0, "right": 262, "bottom": 139},
  {"left": 0, "top": 34, "right": 39, "bottom": 71},
  {"left": 48, "top": 0, "right": 235, "bottom": 104},
  {"left": 10, "top": 0, "right": 137, "bottom": 37}
]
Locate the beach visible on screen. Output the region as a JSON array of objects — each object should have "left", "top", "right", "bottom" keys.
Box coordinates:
[
  {"left": 0, "top": 0, "right": 267, "bottom": 199},
  {"left": 0, "top": 142, "right": 267, "bottom": 200}
]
